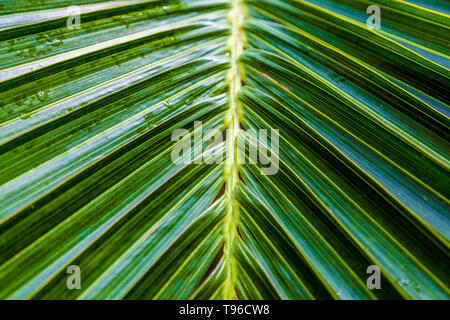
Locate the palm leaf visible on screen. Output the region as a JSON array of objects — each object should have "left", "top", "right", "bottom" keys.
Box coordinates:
[{"left": 0, "top": 0, "right": 449, "bottom": 300}]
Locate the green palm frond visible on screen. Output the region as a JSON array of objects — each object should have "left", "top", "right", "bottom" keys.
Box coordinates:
[{"left": 0, "top": 0, "right": 448, "bottom": 300}]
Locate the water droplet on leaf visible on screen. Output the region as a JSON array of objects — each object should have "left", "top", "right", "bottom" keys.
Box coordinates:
[
  {"left": 37, "top": 90, "right": 48, "bottom": 101},
  {"left": 398, "top": 279, "right": 410, "bottom": 287}
]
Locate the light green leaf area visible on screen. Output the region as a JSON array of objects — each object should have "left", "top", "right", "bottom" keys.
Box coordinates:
[{"left": 0, "top": 0, "right": 449, "bottom": 300}]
